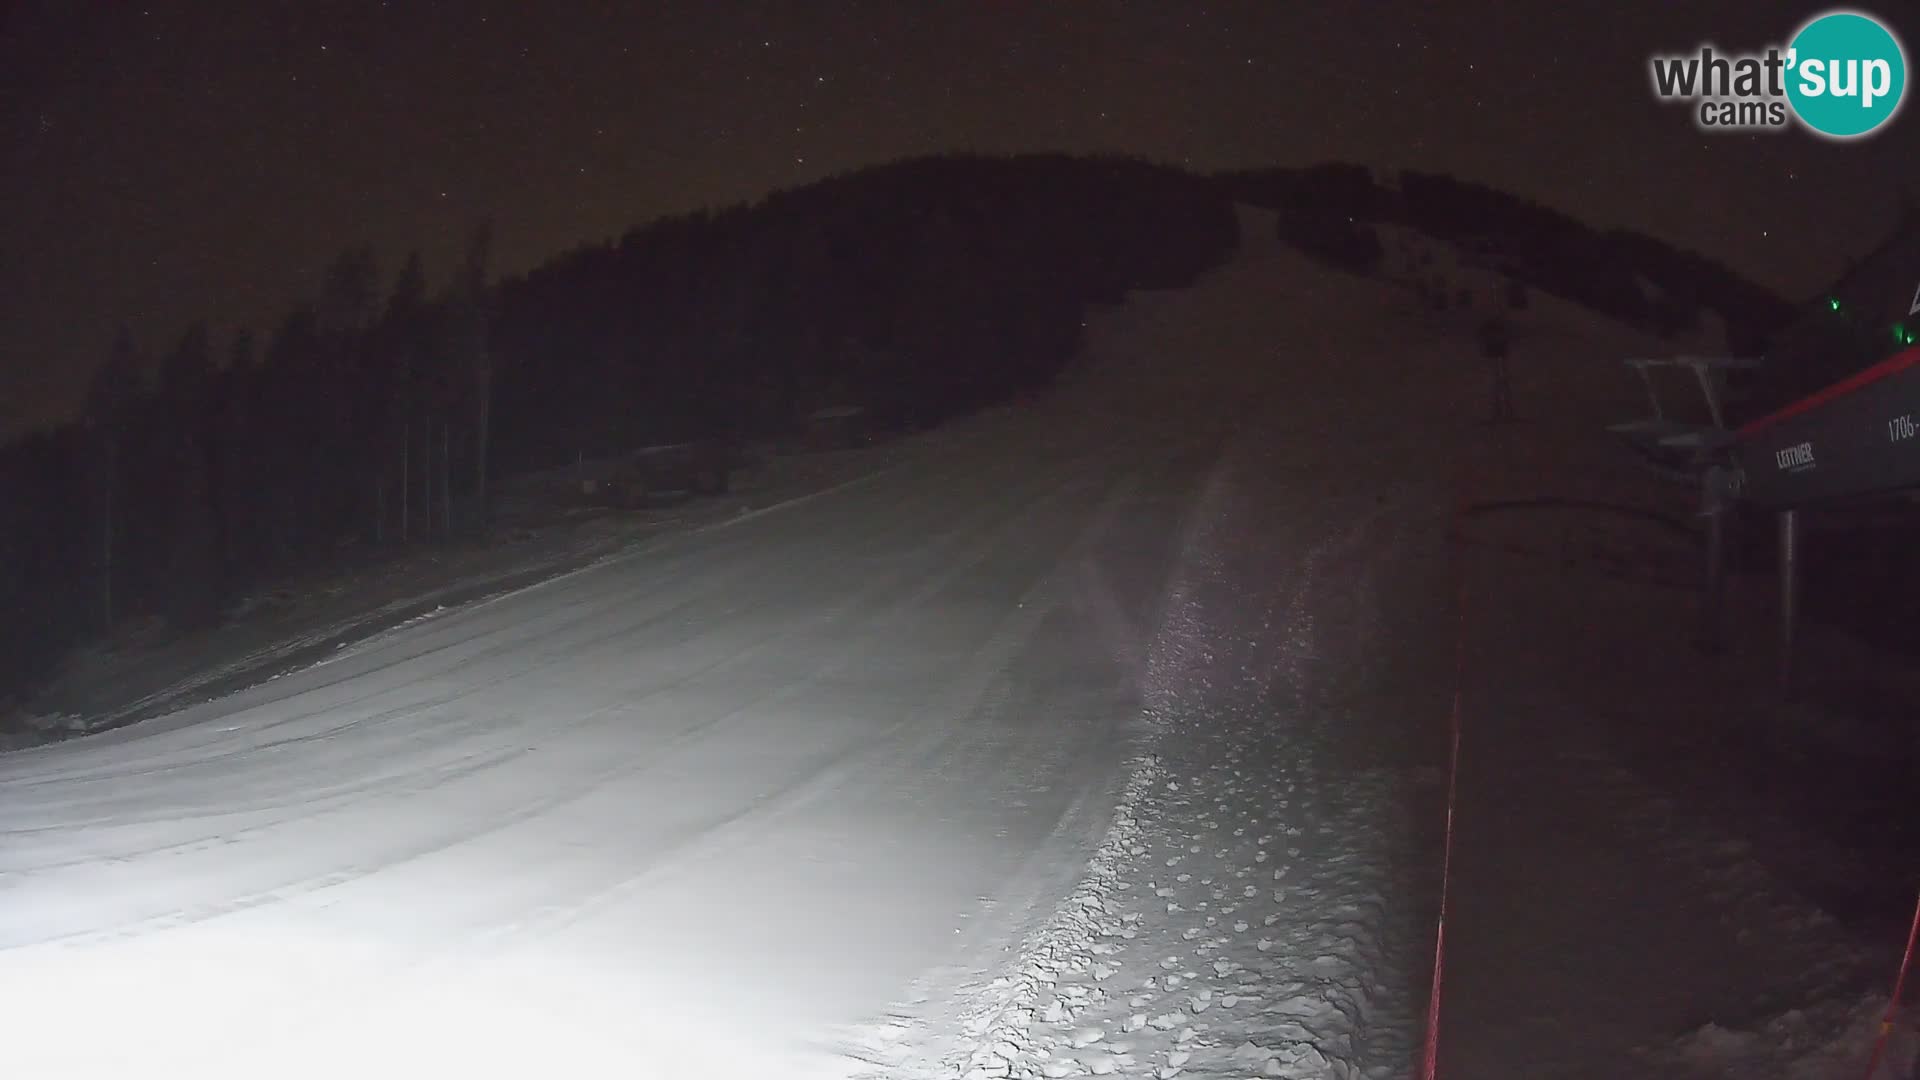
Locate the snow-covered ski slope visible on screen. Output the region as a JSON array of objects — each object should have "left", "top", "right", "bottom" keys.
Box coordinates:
[{"left": 1, "top": 208, "right": 1900, "bottom": 1078}]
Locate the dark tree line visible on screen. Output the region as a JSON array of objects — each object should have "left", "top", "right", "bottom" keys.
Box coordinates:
[
  {"left": 5, "top": 151, "right": 1824, "bottom": 706},
  {"left": 1, "top": 153, "right": 1236, "bottom": 702},
  {"left": 1, "top": 228, "right": 498, "bottom": 699},
  {"left": 487, "top": 153, "right": 1236, "bottom": 471}
]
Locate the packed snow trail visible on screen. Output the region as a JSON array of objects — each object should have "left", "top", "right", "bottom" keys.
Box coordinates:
[
  {"left": 0, "top": 392, "right": 1226, "bottom": 1078},
  {"left": 872, "top": 221, "right": 1481, "bottom": 1078},
  {"left": 919, "top": 462, "right": 1440, "bottom": 1080}
]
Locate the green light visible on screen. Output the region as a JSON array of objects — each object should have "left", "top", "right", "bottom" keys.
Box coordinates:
[
  {"left": 1895, "top": 322, "right": 1909, "bottom": 344},
  {"left": 1829, "top": 297, "right": 1843, "bottom": 311}
]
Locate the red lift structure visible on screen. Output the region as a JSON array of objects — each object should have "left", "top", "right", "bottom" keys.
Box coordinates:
[{"left": 1613, "top": 321, "right": 1920, "bottom": 694}]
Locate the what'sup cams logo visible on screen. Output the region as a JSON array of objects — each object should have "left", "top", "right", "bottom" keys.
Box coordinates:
[{"left": 1650, "top": 9, "right": 1907, "bottom": 139}]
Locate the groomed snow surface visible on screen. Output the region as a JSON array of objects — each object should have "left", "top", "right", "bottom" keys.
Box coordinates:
[{"left": 3, "top": 210, "right": 1915, "bottom": 1078}]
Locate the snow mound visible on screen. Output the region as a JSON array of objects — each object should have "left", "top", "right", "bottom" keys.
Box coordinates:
[{"left": 1669, "top": 993, "right": 1920, "bottom": 1079}]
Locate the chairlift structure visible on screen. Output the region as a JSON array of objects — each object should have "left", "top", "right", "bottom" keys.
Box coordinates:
[
  {"left": 1608, "top": 205, "right": 1920, "bottom": 690},
  {"left": 1612, "top": 324, "right": 1920, "bottom": 694}
]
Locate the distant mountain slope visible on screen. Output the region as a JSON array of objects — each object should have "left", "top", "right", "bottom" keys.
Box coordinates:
[{"left": 1217, "top": 163, "right": 1796, "bottom": 359}]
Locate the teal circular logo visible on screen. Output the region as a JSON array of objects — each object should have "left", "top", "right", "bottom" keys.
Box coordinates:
[{"left": 1786, "top": 10, "right": 1907, "bottom": 138}]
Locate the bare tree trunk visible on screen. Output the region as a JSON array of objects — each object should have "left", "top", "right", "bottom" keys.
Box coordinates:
[
  {"left": 1490, "top": 356, "right": 1515, "bottom": 423},
  {"left": 440, "top": 420, "right": 453, "bottom": 537},
  {"left": 466, "top": 222, "right": 494, "bottom": 526},
  {"left": 473, "top": 369, "right": 490, "bottom": 525},
  {"left": 400, "top": 422, "right": 410, "bottom": 545},
  {"left": 100, "top": 440, "right": 114, "bottom": 632},
  {"left": 423, "top": 419, "right": 435, "bottom": 543},
  {"left": 431, "top": 418, "right": 444, "bottom": 540}
]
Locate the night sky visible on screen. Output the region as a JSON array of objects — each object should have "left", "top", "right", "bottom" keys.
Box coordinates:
[{"left": 4, "top": 1, "right": 1917, "bottom": 434}]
